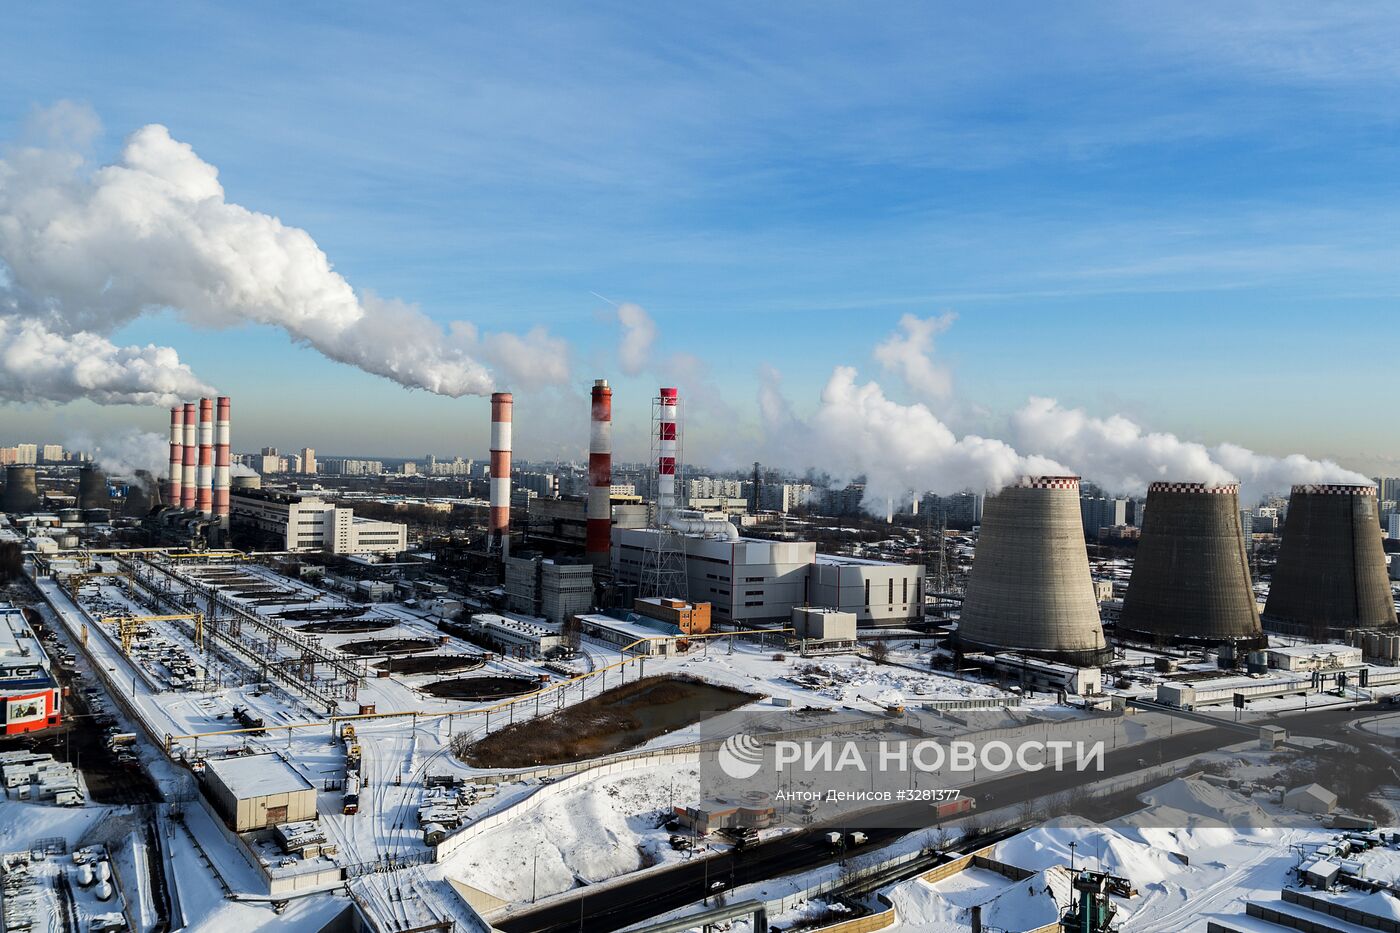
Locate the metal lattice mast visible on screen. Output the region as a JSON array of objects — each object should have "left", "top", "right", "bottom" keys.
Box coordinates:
[{"left": 640, "top": 388, "right": 689, "bottom": 601}]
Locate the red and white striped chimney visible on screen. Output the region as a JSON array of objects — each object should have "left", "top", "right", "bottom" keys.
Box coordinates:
[
  {"left": 490, "top": 392, "right": 513, "bottom": 552},
  {"left": 586, "top": 379, "right": 613, "bottom": 565},
  {"left": 196, "top": 397, "right": 214, "bottom": 516},
  {"left": 181, "top": 402, "right": 197, "bottom": 509},
  {"left": 658, "top": 387, "right": 678, "bottom": 518},
  {"left": 214, "top": 396, "right": 231, "bottom": 520},
  {"left": 167, "top": 406, "right": 184, "bottom": 506}
]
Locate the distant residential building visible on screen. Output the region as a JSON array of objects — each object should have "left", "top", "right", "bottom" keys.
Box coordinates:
[
  {"left": 257, "top": 454, "right": 282, "bottom": 474},
  {"left": 1080, "top": 496, "right": 1129, "bottom": 540},
  {"left": 517, "top": 472, "right": 559, "bottom": 498},
  {"left": 761, "top": 483, "right": 814, "bottom": 514},
  {"left": 1376, "top": 477, "right": 1400, "bottom": 503},
  {"left": 13, "top": 444, "right": 36, "bottom": 465},
  {"left": 919, "top": 491, "right": 984, "bottom": 528},
  {"left": 321, "top": 458, "right": 385, "bottom": 476},
  {"left": 300, "top": 447, "right": 317, "bottom": 475},
  {"left": 40, "top": 445, "right": 63, "bottom": 463},
  {"left": 687, "top": 477, "right": 744, "bottom": 500},
  {"left": 822, "top": 483, "right": 866, "bottom": 516}
]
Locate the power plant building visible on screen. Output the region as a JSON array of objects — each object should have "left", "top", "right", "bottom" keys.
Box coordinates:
[
  {"left": 229, "top": 490, "right": 407, "bottom": 555},
  {"left": 0, "top": 606, "right": 61, "bottom": 736},
  {"left": 611, "top": 527, "right": 922, "bottom": 627},
  {"left": 1118, "top": 482, "right": 1264, "bottom": 647},
  {"left": 1263, "top": 484, "right": 1397, "bottom": 639},
  {"left": 957, "top": 476, "right": 1109, "bottom": 665}
]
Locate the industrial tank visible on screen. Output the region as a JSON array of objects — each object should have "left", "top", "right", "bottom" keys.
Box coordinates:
[
  {"left": 957, "top": 476, "right": 1108, "bottom": 665},
  {"left": 1263, "top": 484, "right": 1396, "bottom": 638},
  {"left": 1119, "top": 483, "right": 1264, "bottom": 647}
]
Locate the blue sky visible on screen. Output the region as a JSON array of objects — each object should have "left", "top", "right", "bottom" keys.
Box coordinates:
[{"left": 1, "top": 3, "right": 1397, "bottom": 472}]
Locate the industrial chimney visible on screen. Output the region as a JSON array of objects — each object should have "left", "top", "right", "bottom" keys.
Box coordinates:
[
  {"left": 587, "top": 379, "right": 613, "bottom": 569},
  {"left": 77, "top": 466, "right": 111, "bottom": 511},
  {"left": 196, "top": 397, "right": 214, "bottom": 516},
  {"left": 957, "top": 476, "right": 1108, "bottom": 665},
  {"left": 490, "top": 391, "right": 513, "bottom": 554},
  {"left": 1119, "top": 483, "right": 1264, "bottom": 647},
  {"left": 657, "top": 387, "right": 679, "bottom": 520},
  {"left": 1263, "top": 484, "right": 1397, "bottom": 639},
  {"left": 168, "top": 406, "right": 184, "bottom": 506},
  {"left": 214, "top": 396, "right": 231, "bottom": 522},
  {"left": 2, "top": 466, "right": 40, "bottom": 514},
  {"left": 180, "top": 402, "right": 197, "bottom": 509}
]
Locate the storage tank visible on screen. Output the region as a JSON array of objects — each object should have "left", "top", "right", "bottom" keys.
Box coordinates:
[
  {"left": 96, "top": 880, "right": 113, "bottom": 901},
  {"left": 1119, "top": 483, "right": 1264, "bottom": 647},
  {"left": 77, "top": 466, "right": 110, "bottom": 510},
  {"left": 1263, "top": 484, "right": 1397, "bottom": 639},
  {"left": 2, "top": 466, "right": 40, "bottom": 513},
  {"left": 957, "top": 476, "right": 1108, "bottom": 665},
  {"left": 231, "top": 473, "right": 262, "bottom": 491}
]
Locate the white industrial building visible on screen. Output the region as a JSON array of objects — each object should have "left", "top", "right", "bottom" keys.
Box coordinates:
[
  {"left": 790, "top": 607, "right": 857, "bottom": 649},
  {"left": 990, "top": 653, "right": 1100, "bottom": 696},
  {"left": 1157, "top": 675, "right": 1311, "bottom": 710},
  {"left": 230, "top": 490, "right": 407, "bottom": 555},
  {"left": 470, "top": 613, "right": 567, "bottom": 657},
  {"left": 1266, "top": 644, "right": 1363, "bottom": 672},
  {"left": 575, "top": 613, "right": 680, "bottom": 656},
  {"left": 612, "top": 528, "right": 922, "bottom": 627}
]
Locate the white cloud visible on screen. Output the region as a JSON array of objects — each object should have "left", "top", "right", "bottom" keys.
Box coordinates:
[
  {"left": 872, "top": 311, "right": 956, "bottom": 399},
  {"left": 616, "top": 302, "right": 657, "bottom": 376}
]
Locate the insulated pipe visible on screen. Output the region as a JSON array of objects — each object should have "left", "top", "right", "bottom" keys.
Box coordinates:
[
  {"left": 196, "top": 397, "right": 213, "bottom": 516},
  {"left": 214, "top": 396, "right": 231, "bottom": 519},
  {"left": 490, "top": 392, "right": 512, "bottom": 551},
  {"left": 167, "top": 406, "right": 184, "bottom": 506},
  {"left": 668, "top": 509, "right": 739, "bottom": 541},
  {"left": 657, "top": 387, "right": 678, "bottom": 520},
  {"left": 181, "top": 402, "right": 197, "bottom": 509},
  {"left": 586, "top": 379, "right": 613, "bottom": 563}
]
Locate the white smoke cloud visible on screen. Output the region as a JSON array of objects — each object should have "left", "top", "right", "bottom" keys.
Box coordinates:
[
  {"left": 0, "top": 106, "right": 568, "bottom": 401},
  {"left": 616, "top": 303, "right": 657, "bottom": 376},
  {"left": 1011, "top": 397, "right": 1370, "bottom": 495},
  {"left": 872, "top": 312, "right": 956, "bottom": 399},
  {"left": 761, "top": 366, "right": 1068, "bottom": 510},
  {"left": 0, "top": 316, "right": 212, "bottom": 405},
  {"left": 67, "top": 428, "right": 168, "bottom": 480}
]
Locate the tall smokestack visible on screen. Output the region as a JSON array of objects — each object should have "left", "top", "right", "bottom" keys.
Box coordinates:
[
  {"left": 1263, "top": 484, "right": 1397, "bottom": 639},
  {"left": 958, "top": 476, "right": 1108, "bottom": 665},
  {"left": 1119, "top": 483, "right": 1263, "bottom": 647},
  {"left": 214, "top": 396, "right": 231, "bottom": 521},
  {"left": 587, "top": 379, "right": 613, "bottom": 568},
  {"left": 196, "top": 397, "right": 213, "bottom": 516},
  {"left": 490, "top": 392, "right": 512, "bottom": 553},
  {"left": 181, "top": 402, "right": 197, "bottom": 509},
  {"left": 658, "top": 387, "right": 678, "bottom": 520},
  {"left": 168, "top": 406, "right": 184, "bottom": 506}
]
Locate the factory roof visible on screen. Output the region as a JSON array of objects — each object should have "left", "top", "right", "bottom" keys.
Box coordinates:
[
  {"left": 474, "top": 613, "right": 559, "bottom": 637},
  {"left": 1268, "top": 643, "right": 1361, "bottom": 657},
  {"left": 813, "top": 553, "right": 904, "bottom": 567},
  {"left": 577, "top": 613, "right": 681, "bottom": 640},
  {"left": 205, "top": 753, "right": 314, "bottom": 799}
]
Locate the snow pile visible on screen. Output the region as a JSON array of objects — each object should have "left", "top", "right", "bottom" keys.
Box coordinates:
[
  {"left": 1135, "top": 777, "right": 1274, "bottom": 830},
  {"left": 889, "top": 864, "right": 1073, "bottom": 932},
  {"left": 997, "top": 816, "right": 1184, "bottom": 886},
  {"left": 788, "top": 659, "right": 1005, "bottom": 704},
  {"left": 442, "top": 766, "right": 701, "bottom": 901}
]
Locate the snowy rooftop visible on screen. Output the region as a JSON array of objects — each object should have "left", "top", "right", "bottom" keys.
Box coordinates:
[
  {"left": 205, "top": 753, "right": 313, "bottom": 799},
  {"left": 1269, "top": 644, "right": 1361, "bottom": 657}
]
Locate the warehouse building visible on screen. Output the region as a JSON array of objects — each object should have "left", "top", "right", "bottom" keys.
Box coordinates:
[
  {"left": 1157, "top": 675, "right": 1311, "bottom": 710},
  {"left": 611, "top": 529, "right": 921, "bottom": 627},
  {"left": 790, "top": 607, "right": 857, "bottom": 651},
  {"left": 230, "top": 490, "right": 407, "bottom": 555},
  {"left": 203, "top": 753, "right": 317, "bottom": 832},
  {"left": 575, "top": 612, "right": 681, "bottom": 656},
  {"left": 1266, "top": 644, "right": 1363, "bottom": 673}
]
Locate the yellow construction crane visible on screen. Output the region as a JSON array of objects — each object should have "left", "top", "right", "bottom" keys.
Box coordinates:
[
  {"left": 65, "top": 570, "right": 132, "bottom": 601},
  {"left": 100, "top": 613, "right": 206, "bottom": 654}
]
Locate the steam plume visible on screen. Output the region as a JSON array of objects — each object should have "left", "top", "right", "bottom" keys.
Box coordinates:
[{"left": 0, "top": 106, "right": 567, "bottom": 402}]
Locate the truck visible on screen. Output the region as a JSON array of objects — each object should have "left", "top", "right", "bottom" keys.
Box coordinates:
[{"left": 933, "top": 797, "right": 975, "bottom": 821}]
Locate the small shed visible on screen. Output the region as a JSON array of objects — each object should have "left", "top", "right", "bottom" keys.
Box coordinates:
[
  {"left": 204, "top": 753, "right": 317, "bottom": 831},
  {"left": 1283, "top": 783, "right": 1338, "bottom": 815}
]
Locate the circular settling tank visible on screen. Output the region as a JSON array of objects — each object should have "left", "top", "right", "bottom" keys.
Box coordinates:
[{"left": 422, "top": 676, "right": 537, "bottom": 700}]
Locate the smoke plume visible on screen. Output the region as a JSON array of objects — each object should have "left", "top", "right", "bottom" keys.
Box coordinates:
[
  {"left": 0, "top": 105, "right": 568, "bottom": 402},
  {"left": 68, "top": 428, "right": 169, "bottom": 480},
  {"left": 616, "top": 303, "right": 657, "bottom": 376},
  {"left": 1010, "top": 397, "right": 1371, "bottom": 495},
  {"left": 761, "top": 366, "right": 1068, "bottom": 508},
  {"left": 0, "top": 317, "right": 212, "bottom": 405}
]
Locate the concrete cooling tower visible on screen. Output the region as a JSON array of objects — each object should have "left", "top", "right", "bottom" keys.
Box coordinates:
[
  {"left": 77, "top": 467, "right": 111, "bottom": 510},
  {"left": 2, "top": 466, "right": 40, "bottom": 514},
  {"left": 1263, "top": 484, "right": 1397, "bottom": 639},
  {"left": 1118, "top": 483, "right": 1264, "bottom": 647},
  {"left": 957, "top": 476, "right": 1109, "bottom": 665}
]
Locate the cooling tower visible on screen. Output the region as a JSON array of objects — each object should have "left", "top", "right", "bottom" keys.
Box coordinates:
[
  {"left": 77, "top": 467, "right": 111, "bottom": 510},
  {"left": 1263, "top": 484, "right": 1397, "bottom": 638},
  {"left": 1118, "top": 483, "right": 1263, "bottom": 647},
  {"left": 1, "top": 466, "right": 40, "bottom": 514},
  {"left": 957, "top": 476, "right": 1109, "bottom": 665}
]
